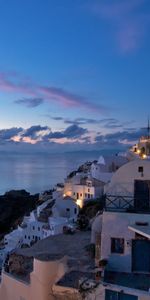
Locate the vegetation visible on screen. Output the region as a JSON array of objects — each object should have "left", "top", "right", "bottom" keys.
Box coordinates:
[
  {"left": 85, "top": 243, "right": 95, "bottom": 258},
  {"left": 79, "top": 196, "right": 105, "bottom": 219}
]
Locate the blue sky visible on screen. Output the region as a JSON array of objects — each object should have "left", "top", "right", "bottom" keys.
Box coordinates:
[{"left": 0, "top": 0, "right": 150, "bottom": 152}]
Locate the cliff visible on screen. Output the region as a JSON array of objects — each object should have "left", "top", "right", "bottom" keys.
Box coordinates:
[{"left": 0, "top": 190, "right": 39, "bottom": 239}]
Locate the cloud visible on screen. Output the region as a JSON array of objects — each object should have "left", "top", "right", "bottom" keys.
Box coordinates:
[
  {"left": 0, "top": 127, "right": 23, "bottom": 141},
  {"left": 48, "top": 115, "right": 132, "bottom": 129},
  {"left": 0, "top": 72, "right": 107, "bottom": 113},
  {"left": 0, "top": 125, "right": 147, "bottom": 153},
  {"left": 95, "top": 128, "right": 146, "bottom": 146},
  {"left": 89, "top": 0, "right": 149, "bottom": 53},
  {"left": 15, "top": 98, "right": 44, "bottom": 107},
  {"left": 45, "top": 124, "right": 88, "bottom": 140},
  {"left": 48, "top": 116, "right": 121, "bottom": 126},
  {"left": 22, "top": 125, "right": 50, "bottom": 139},
  {"left": 0, "top": 124, "right": 88, "bottom": 145}
]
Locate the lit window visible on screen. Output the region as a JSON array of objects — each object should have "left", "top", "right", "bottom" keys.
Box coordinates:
[{"left": 111, "top": 238, "right": 124, "bottom": 254}]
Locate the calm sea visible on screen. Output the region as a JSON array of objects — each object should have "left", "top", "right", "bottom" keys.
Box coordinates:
[{"left": 0, "top": 152, "right": 100, "bottom": 195}]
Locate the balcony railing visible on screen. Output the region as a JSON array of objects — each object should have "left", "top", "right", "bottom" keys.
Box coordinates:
[{"left": 105, "top": 195, "right": 134, "bottom": 211}]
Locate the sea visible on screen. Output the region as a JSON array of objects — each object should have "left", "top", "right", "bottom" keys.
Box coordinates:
[{"left": 0, "top": 151, "right": 103, "bottom": 195}]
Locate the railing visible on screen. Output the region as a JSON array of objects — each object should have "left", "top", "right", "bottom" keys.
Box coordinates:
[{"left": 105, "top": 195, "right": 134, "bottom": 211}]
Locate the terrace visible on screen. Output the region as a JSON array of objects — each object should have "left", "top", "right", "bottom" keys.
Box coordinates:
[{"left": 104, "top": 271, "right": 150, "bottom": 291}]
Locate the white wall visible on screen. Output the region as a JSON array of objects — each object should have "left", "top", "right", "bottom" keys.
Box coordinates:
[
  {"left": 106, "top": 159, "right": 150, "bottom": 196},
  {"left": 101, "top": 211, "right": 150, "bottom": 272},
  {"left": 54, "top": 197, "right": 79, "bottom": 221}
]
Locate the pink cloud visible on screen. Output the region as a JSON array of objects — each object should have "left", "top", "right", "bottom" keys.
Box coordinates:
[
  {"left": 0, "top": 72, "right": 107, "bottom": 113},
  {"left": 89, "top": 0, "right": 149, "bottom": 53}
]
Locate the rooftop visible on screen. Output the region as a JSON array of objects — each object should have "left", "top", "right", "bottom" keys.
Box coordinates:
[
  {"left": 16, "top": 231, "right": 91, "bottom": 262},
  {"left": 105, "top": 271, "right": 150, "bottom": 291},
  {"left": 56, "top": 270, "right": 95, "bottom": 289},
  {"left": 128, "top": 224, "right": 150, "bottom": 239},
  {"left": 5, "top": 231, "right": 92, "bottom": 283}
]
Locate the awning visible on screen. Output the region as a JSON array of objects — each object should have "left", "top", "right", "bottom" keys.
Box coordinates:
[{"left": 128, "top": 224, "right": 150, "bottom": 239}]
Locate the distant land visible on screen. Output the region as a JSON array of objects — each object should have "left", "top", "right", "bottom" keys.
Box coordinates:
[{"left": 0, "top": 148, "right": 127, "bottom": 156}]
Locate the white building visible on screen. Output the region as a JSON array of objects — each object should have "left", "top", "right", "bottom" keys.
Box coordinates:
[
  {"left": 90, "top": 158, "right": 150, "bottom": 299},
  {"left": 105, "top": 159, "right": 150, "bottom": 210},
  {"left": 91, "top": 155, "right": 128, "bottom": 183},
  {"left": 1, "top": 195, "right": 79, "bottom": 262},
  {"left": 64, "top": 173, "right": 104, "bottom": 208},
  {"left": 129, "top": 134, "right": 150, "bottom": 160}
]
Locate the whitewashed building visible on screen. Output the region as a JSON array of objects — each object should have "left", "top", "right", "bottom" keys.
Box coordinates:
[
  {"left": 91, "top": 155, "right": 128, "bottom": 183},
  {"left": 1, "top": 195, "right": 78, "bottom": 263},
  {"left": 90, "top": 158, "right": 150, "bottom": 299},
  {"left": 64, "top": 173, "right": 104, "bottom": 208}
]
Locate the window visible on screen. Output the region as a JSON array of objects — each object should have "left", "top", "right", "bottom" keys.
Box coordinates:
[
  {"left": 138, "top": 166, "right": 143, "bottom": 173},
  {"left": 66, "top": 208, "right": 70, "bottom": 211},
  {"left": 33, "top": 235, "right": 34, "bottom": 239},
  {"left": 38, "top": 227, "right": 40, "bottom": 231},
  {"left": 80, "top": 193, "right": 82, "bottom": 197},
  {"left": 88, "top": 188, "right": 90, "bottom": 192},
  {"left": 28, "top": 236, "right": 30, "bottom": 240},
  {"left": 111, "top": 238, "right": 124, "bottom": 254},
  {"left": 33, "top": 226, "right": 35, "bottom": 230},
  {"left": 74, "top": 208, "right": 77, "bottom": 214},
  {"left": 88, "top": 194, "right": 90, "bottom": 199},
  {"left": 73, "top": 192, "right": 76, "bottom": 195},
  {"left": 24, "top": 235, "right": 26, "bottom": 239},
  {"left": 85, "top": 193, "right": 87, "bottom": 198}
]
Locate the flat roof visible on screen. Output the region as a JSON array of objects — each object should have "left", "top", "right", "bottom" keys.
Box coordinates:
[
  {"left": 16, "top": 231, "right": 91, "bottom": 262},
  {"left": 56, "top": 270, "right": 95, "bottom": 289},
  {"left": 105, "top": 271, "right": 150, "bottom": 291},
  {"left": 128, "top": 224, "right": 150, "bottom": 239}
]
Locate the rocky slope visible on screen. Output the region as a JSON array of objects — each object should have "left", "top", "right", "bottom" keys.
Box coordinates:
[{"left": 0, "top": 190, "right": 39, "bottom": 239}]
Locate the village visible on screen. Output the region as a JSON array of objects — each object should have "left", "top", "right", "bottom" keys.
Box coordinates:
[{"left": 0, "top": 133, "right": 150, "bottom": 299}]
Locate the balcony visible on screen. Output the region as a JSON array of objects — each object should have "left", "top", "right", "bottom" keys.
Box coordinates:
[{"left": 105, "top": 195, "right": 134, "bottom": 211}]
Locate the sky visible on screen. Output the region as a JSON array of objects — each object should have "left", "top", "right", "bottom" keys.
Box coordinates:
[{"left": 0, "top": 0, "right": 150, "bottom": 153}]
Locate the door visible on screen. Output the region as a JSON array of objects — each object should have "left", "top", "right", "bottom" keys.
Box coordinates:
[
  {"left": 134, "top": 180, "right": 150, "bottom": 210},
  {"left": 132, "top": 239, "right": 150, "bottom": 272},
  {"left": 105, "top": 290, "right": 137, "bottom": 300}
]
